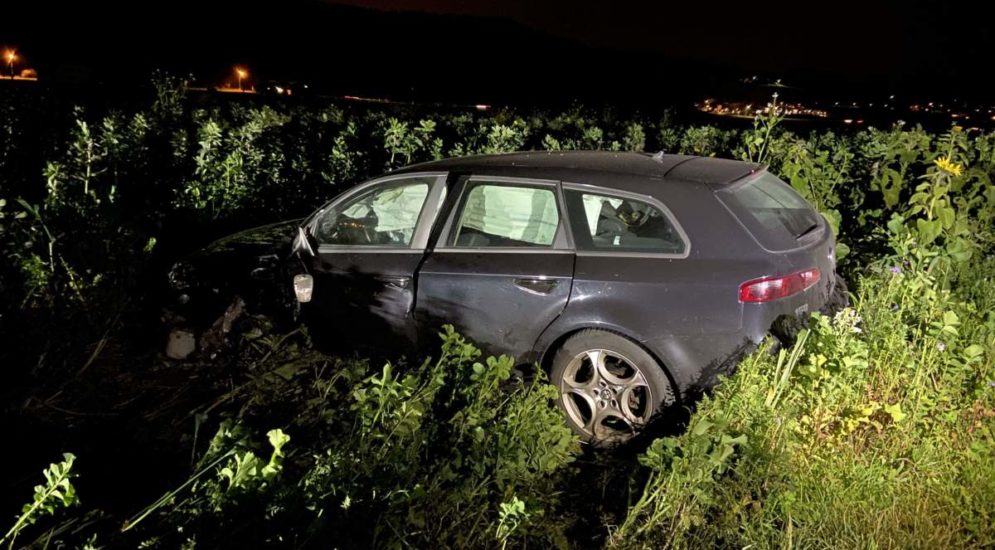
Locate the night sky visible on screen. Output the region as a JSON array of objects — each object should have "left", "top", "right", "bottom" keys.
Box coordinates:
[
  {"left": 335, "top": 0, "right": 905, "bottom": 76},
  {"left": 330, "top": 0, "right": 990, "bottom": 91},
  {"left": 1, "top": 0, "right": 990, "bottom": 103}
]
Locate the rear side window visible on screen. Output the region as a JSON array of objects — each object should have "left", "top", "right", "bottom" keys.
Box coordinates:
[
  {"left": 564, "top": 189, "right": 686, "bottom": 254},
  {"left": 718, "top": 172, "right": 822, "bottom": 251},
  {"left": 450, "top": 183, "right": 560, "bottom": 247}
]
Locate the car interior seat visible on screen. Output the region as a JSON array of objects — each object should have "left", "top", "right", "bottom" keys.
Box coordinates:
[{"left": 594, "top": 200, "right": 634, "bottom": 246}]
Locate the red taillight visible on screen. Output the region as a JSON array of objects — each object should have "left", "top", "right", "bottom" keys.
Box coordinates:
[{"left": 739, "top": 268, "right": 821, "bottom": 303}]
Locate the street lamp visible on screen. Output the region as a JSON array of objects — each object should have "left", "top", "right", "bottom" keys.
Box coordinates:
[
  {"left": 235, "top": 67, "right": 248, "bottom": 91},
  {"left": 4, "top": 50, "right": 16, "bottom": 78}
]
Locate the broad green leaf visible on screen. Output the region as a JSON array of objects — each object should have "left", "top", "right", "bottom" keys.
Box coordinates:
[
  {"left": 916, "top": 219, "right": 940, "bottom": 244},
  {"left": 884, "top": 403, "right": 906, "bottom": 423},
  {"left": 835, "top": 241, "right": 850, "bottom": 260},
  {"left": 963, "top": 344, "right": 984, "bottom": 360}
]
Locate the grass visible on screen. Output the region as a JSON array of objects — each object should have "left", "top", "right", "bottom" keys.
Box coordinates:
[{"left": 611, "top": 262, "right": 995, "bottom": 549}]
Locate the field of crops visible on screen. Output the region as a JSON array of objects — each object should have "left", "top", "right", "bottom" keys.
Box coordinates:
[{"left": 1, "top": 75, "right": 993, "bottom": 548}]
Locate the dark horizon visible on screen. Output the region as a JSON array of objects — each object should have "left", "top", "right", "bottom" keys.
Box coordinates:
[{"left": 1, "top": 0, "right": 992, "bottom": 105}]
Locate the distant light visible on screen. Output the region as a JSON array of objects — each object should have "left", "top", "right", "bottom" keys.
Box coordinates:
[
  {"left": 843, "top": 119, "right": 854, "bottom": 124},
  {"left": 475, "top": 104, "right": 491, "bottom": 111},
  {"left": 274, "top": 86, "right": 284, "bottom": 94}
]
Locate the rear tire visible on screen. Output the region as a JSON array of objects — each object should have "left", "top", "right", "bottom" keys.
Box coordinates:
[
  {"left": 550, "top": 330, "right": 675, "bottom": 446},
  {"left": 824, "top": 273, "right": 850, "bottom": 313},
  {"left": 773, "top": 273, "right": 851, "bottom": 345}
]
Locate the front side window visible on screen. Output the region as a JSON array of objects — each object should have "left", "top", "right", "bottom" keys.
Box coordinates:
[
  {"left": 565, "top": 189, "right": 686, "bottom": 254},
  {"left": 314, "top": 177, "right": 432, "bottom": 247},
  {"left": 450, "top": 183, "right": 560, "bottom": 247}
]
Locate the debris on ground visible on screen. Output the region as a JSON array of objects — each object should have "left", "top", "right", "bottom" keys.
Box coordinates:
[
  {"left": 165, "top": 329, "right": 196, "bottom": 360},
  {"left": 198, "top": 297, "right": 247, "bottom": 358}
]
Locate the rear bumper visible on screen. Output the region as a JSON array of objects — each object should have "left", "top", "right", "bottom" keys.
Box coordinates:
[{"left": 652, "top": 270, "right": 842, "bottom": 400}]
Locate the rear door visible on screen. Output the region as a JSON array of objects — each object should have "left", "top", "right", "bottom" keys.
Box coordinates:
[{"left": 415, "top": 176, "right": 574, "bottom": 361}]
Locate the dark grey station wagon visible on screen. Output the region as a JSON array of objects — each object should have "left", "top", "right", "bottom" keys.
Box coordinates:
[{"left": 173, "top": 151, "right": 845, "bottom": 444}]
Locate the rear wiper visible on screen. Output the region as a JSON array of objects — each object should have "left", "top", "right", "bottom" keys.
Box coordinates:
[{"left": 795, "top": 223, "right": 819, "bottom": 239}]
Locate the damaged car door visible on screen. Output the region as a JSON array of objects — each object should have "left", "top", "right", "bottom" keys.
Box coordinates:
[
  {"left": 303, "top": 173, "right": 448, "bottom": 353},
  {"left": 415, "top": 176, "right": 575, "bottom": 361}
]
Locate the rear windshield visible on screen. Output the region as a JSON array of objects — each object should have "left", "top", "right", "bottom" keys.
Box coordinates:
[{"left": 718, "top": 172, "right": 821, "bottom": 251}]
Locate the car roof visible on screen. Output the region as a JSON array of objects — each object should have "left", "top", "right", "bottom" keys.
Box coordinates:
[{"left": 392, "top": 151, "right": 762, "bottom": 191}]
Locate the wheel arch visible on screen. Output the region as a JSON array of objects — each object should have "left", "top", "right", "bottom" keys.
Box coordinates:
[{"left": 537, "top": 323, "right": 684, "bottom": 406}]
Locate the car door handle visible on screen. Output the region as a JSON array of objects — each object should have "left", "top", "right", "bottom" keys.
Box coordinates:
[
  {"left": 514, "top": 277, "right": 559, "bottom": 295},
  {"left": 377, "top": 275, "right": 411, "bottom": 290}
]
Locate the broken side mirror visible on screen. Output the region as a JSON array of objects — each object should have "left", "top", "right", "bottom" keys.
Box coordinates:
[
  {"left": 295, "top": 225, "right": 316, "bottom": 257},
  {"left": 292, "top": 226, "right": 316, "bottom": 303}
]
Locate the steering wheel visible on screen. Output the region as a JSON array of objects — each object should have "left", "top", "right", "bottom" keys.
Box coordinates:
[{"left": 327, "top": 210, "right": 379, "bottom": 245}]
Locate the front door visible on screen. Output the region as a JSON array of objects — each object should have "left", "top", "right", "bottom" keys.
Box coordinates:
[
  {"left": 304, "top": 173, "right": 447, "bottom": 355},
  {"left": 416, "top": 177, "right": 574, "bottom": 362}
]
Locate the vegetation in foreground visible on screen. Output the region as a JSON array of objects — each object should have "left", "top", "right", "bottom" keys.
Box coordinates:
[{"left": 1, "top": 77, "right": 993, "bottom": 548}]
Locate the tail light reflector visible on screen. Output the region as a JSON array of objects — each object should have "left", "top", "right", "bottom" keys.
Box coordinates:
[{"left": 739, "top": 268, "right": 820, "bottom": 303}]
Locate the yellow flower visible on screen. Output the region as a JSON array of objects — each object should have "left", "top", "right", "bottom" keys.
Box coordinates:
[{"left": 934, "top": 156, "right": 963, "bottom": 176}]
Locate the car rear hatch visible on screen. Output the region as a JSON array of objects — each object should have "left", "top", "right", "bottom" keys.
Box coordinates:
[{"left": 716, "top": 171, "right": 839, "bottom": 330}]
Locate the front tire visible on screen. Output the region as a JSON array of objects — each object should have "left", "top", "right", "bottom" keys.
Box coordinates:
[{"left": 550, "top": 330, "right": 675, "bottom": 446}]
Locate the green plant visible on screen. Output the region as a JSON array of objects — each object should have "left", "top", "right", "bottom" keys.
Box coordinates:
[
  {"left": 2, "top": 453, "right": 79, "bottom": 550},
  {"left": 679, "top": 125, "right": 730, "bottom": 157},
  {"left": 219, "top": 429, "right": 290, "bottom": 493},
  {"left": 495, "top": 496, "right": 532, "bottom": 549},
  {"left": 741, "top": 93, "right": 784, "bottom": 165},
  {"left": 301, "top": 326, "right": 578, "bottom": 548},
  {"left": 382, "top": 117, "right": 443, "bottom": 168}
]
